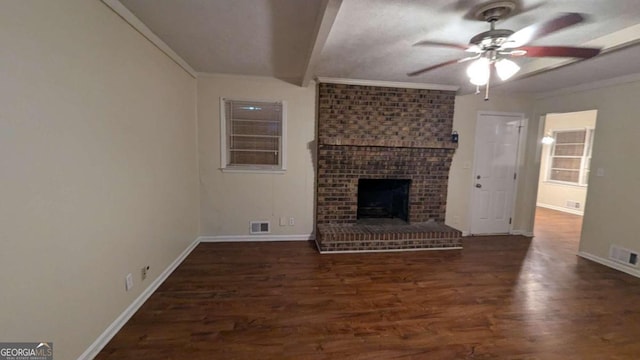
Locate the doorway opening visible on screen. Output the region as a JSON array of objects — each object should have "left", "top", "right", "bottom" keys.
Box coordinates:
[{"left": 534, "top": 109, "right": 598, "bottom": 243}]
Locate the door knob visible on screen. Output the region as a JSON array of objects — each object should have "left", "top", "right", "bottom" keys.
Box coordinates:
[{"left": 475, "top": 183, "right": 482, "bottom": 188}]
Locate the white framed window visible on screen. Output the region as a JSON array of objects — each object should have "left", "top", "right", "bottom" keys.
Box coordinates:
[
  {"left": 547, "top": 128, "right": 594, "bottom": 186},
  {"left": 220, "top": 98, "right": 287, "bottom": 173}
]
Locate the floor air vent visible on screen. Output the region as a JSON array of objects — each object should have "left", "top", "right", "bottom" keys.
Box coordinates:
[
  {"left": 250, "top": 221, "right": 270, "bottom": 234},
  {"left": 609, "top": 245, "right": 638, "bottom": 267},
  {"left": 566, "top": 200, "right": 581, "bottom": 209}
]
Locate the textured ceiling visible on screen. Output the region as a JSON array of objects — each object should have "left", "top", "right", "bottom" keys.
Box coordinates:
[
  {"left": 118, "top": 0, "right": 640, "bottom": 94},
  {"left": 119, "top": 0, "right": 322, "bottom": 79}
]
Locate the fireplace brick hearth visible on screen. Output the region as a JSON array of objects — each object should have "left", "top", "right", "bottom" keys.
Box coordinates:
[
  {"left": 315, "top": 83, "right": 462, "bottom": 252},
  {"left": 317, "top": 222, "right": 462, "bottom": 253}
]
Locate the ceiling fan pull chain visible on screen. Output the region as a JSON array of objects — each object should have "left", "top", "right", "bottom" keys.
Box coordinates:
[{"left": 484, "top": 65, "right": 491, "bottom": 101}]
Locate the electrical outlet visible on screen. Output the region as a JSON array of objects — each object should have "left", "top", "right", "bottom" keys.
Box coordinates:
[
  {"left": 125, "top": 273, "right": 133, "bottom": 291},
  {"left": 141, "top": 265, "right": 150, "bottom": 281},
  {"left": 289, "top": 217, "right": 295, "bottom": 226}
]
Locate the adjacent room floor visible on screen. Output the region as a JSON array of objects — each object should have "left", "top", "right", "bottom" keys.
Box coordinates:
[
  {"left": 533, "top": 206, "right": 583, "bottom": 252},
  {"left": 97, "top": 208, "right": 640, "bottom": 359}
]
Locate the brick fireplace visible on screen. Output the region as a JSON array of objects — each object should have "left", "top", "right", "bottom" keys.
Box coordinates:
[{"left": 315, "top": 83, "right": 462, "bottom": 252}]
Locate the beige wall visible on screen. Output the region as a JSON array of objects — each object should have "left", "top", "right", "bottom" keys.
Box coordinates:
[
  {"left": 198, "top": 75, "right": 316, "bottom": 237},
  {"left": 7, "top": 2, "right": 635, "bottom": 357},
  {"left": 537, "top": 110, "right": 597, "bottom": 214},
  {"left": 532, "top": 79, "right": 640, "bottom": 263},
  {"left": 446, "top": 93, "right": 534, "bottom": 234},
  {"left": 0, "top": 1, "right": 199, "bottom": 359},
  {"left": 198, "top": 80, "right": 537, "bottom": 238}
]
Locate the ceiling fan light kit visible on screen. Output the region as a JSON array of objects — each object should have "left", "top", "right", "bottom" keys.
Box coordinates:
[
  {"left": 408, "top": 0, "right": 602, "bottom": 100},
  {"left": 542, "top": 131, "right": 555, "bottom": 144},
  {"left": 542, "top": 135, "right": 555, "bottom": 144},
  {"left": 467, "top": 57, "right": 490, "bottom": 85},
  {"left": 495, "top": 58, "right": 520, "bottom": 80}
]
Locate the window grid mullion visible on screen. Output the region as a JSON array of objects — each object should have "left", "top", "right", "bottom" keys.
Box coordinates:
[{"left": 548, "top": 129, "right": 588, "bottom": 185}]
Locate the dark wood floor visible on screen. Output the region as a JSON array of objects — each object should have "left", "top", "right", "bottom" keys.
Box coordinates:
[{"left": 97, "top": 208, "right": 640, "bottom": 359}]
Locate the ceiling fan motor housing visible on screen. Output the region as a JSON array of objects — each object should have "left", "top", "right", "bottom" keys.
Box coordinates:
[
  {"left": 470, "top": 1, "right": 518, "bottom": 50},
  {"left": 474, "top": 1, "right": 517, "bottom": 22},
  {"left": 470, "top": 29, "right": 514, "bottom": 50}
]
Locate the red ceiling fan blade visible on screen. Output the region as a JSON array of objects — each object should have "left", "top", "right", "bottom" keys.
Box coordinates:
[
  {"left": 517, "top": 46, "right": 601, "bottom": 58},
  {"left": 413, "top": 40, "right": 471, "bottom": 51},
  {"left": 504, "top": 13, "right": 586, "bottom": 48},
  {"left": 407, "top": 56, "right": 478, "bottom": 77},
  {"left": 407, "top": 59, "right": 462, "bottom": 76}
]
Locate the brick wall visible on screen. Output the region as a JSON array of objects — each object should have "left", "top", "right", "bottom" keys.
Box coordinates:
[
  {"left": 318, "top": 83, "right": 455, "bottom": 148},
  {"left": 316, "top": 83, "right": 457, "bottom": 225}
]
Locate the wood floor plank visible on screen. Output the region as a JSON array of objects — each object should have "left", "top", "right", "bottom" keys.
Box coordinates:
[{"left": 96, "top": 208, "right": 640, "bottom": 359}]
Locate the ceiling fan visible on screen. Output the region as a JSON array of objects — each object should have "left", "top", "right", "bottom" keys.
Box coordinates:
[{"left": 407, "top": 1, "right": 601, "bottom": 99}]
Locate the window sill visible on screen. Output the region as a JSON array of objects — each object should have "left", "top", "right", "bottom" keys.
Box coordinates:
[
  {"left": 543, "top": 180, "right": 587, "bottom": 188},
  {"left": 220, "top": 167, "right": 286, "bottom": 174}
]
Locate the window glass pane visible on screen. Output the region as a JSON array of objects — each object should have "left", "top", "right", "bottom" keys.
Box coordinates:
[
  {"left": 231, "top": 101, "right": 281, "bottom": 121},
  {"left": 553, "top": 144, "right": 584, "bottom": 156},
  {"left": 230, "top": 136, "right": 279, "bottom": 151},
  {"left": 555, "top": 130, "right": 585, "bottom": 144},
  {"left": 230, "top": 152, "right": 278, "bottom": 166},
  {"left": 232, "top": 122, "right": 280, "bottom": 136},
  {"left": 546, "top": 129, "right": 594, "bottom": 185},
  {"left": 550, "top": 169, "right": 580, "bottom": 183},
  {"left": 224, "top": 99, "right": 283, "bottom": 168},
  {"left": 551, "top": 157, "right": 581, "bottom": 170}
]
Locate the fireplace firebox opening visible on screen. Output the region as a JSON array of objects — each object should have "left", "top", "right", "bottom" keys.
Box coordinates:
[{"left": 357, "top": 179, "right": 411, "bottom": 223}]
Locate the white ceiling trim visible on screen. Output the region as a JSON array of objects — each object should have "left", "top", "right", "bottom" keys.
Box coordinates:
[
  {"left": 534, "top": 72, "right": 640, "bottom": 100},
  {"left": 317, "top": 77, "right": 459, "bottom": 91},
  {"left": 101, "top": 0, "right": 197, "bottom": 78},
  {"left": 517, "top": 24, "right": 640, "bottom": 81},
  {"left": 301, "top": 0, "right": 343, "bottom": 87},
  {"left": 197, "top": 72, "right": 313, "bottom": 85}
]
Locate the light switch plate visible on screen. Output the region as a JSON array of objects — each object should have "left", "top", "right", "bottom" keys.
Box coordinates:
[{"left": 125, "top": 273, "right": 133, "bottom": 291}]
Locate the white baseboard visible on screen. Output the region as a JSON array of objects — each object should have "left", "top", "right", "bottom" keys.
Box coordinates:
[
  {"left": 78, "top": 237, "right": 200, "bottom": 360},
  {"left": 536, "top": 203, "right": 584, "bottom": 216},
  {"left": 199, "top": 234, "right": 315, "bottom": 242},
  {"left": 578, "top": 251, "right": 640, "bottom": 279},
  {"left": 462, "top": 230, "right": 534, "bottom": 237},
  {"left": 510, "top": 230, "right": 535, "bottom": 237}
]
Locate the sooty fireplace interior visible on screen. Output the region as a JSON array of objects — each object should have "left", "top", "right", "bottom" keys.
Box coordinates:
[{"left": 357, "top": 179, "right": 410, "bottom": 222}]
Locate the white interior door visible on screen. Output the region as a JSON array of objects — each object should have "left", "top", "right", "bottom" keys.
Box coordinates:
[{"left": 470, "top": 112, "right": 523, "bottom": 235}]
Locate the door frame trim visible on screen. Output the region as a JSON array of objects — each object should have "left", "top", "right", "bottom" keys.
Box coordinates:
[{"left": 468, "top": 111, "right": 527, "bottom": 235}]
